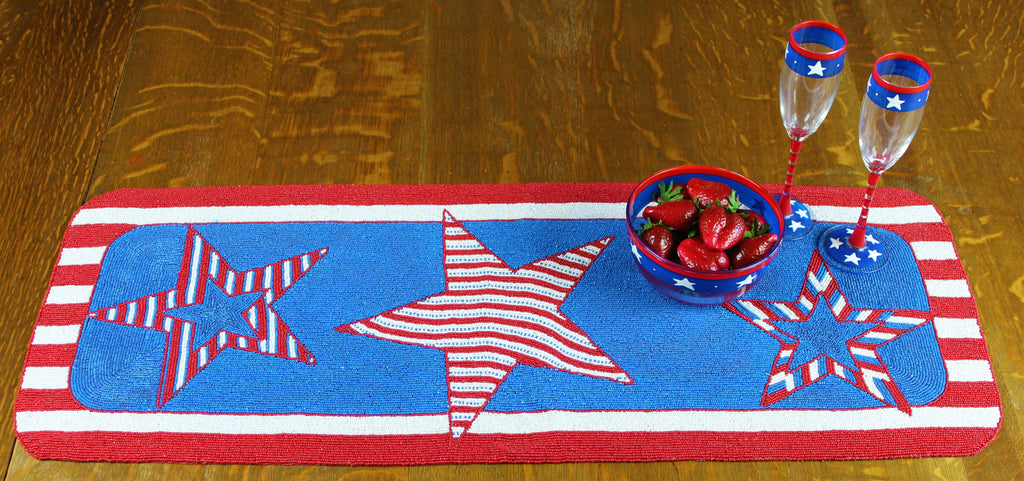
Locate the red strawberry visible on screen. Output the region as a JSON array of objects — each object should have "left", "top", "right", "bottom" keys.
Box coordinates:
[
  {"left": 699, "top": 205, "right": 746, "bottom": 251},
  {"left": 640, "top": 224, "right": 676, "bottom": 260},
  {"left": 738, "top": 209, "right": 769, "bottom": 237},
  {"left": 738, "top": 209, "right": 766, "bottom": 229},
  {"left": 728, "top": 233, "right": 779, "bottom": 268},
  {"left": 643, "top": 199, "right": 698, "bottom": 231},
  {"left": 676, "top": 238, "right": 729, "bottom": 271},
  {"left": 686, "top": 178, "right": 732, "bottom": 208}
]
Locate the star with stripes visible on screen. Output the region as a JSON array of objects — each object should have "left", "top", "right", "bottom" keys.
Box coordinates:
[
  {"left": 725, "top": 251, "right": 930, "bottom": 413},
  {"left": 338, "top": 211, "right": 632, "bottom": 438},
  {"left": 87, "top": 226, "right": 327, "bottom": 407}
]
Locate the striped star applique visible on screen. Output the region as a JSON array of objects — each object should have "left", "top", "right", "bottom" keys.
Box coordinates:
[
  {"left": 725, "top": 251, "right": 931, "bottom": 413},
  {"left": 87, "top": 226, "right": 327, "bottom": 407},
  {"left": 338, "top": 211, "right": 632, "bottom": 437}
]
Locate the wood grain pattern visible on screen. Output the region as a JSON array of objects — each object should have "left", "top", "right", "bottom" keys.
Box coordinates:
[
  {"left": 89, "top": 0, "right": 424, "bottom": 192},
  {"left": 88, "top": 0, "right": 281, "bottom": 191},
  {"left": 259, "top": 0, "right": 423, "bottom": 185},
  {"left": 0, "top": 0, "right": 142, "bottom": 476},
  {"left": 3, "top": 0, "right": 1023, "bottom": 479}
]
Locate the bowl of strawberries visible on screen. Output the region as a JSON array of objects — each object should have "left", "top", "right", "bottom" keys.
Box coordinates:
[{"left": 626, "top": 165, "right": 784, "bottom": 305}]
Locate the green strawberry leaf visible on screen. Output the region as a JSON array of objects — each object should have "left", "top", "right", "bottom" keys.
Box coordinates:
[
  {"left": 638, "top": 219, "right": 670, "bottom": 234},
  {"left": 654, "top": 181, "right": 686, "bottom": 203},
  {"left": 726, "top": 191, "right": 742, "bottom": 213},
  {"left": 742, "top": 216, "right": 770, "bottom": 238}
]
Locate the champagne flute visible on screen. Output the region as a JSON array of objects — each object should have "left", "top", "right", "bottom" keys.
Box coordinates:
[
  {"left": 778, "top": 21, "right": 847, "bottom": 239},
  {"left": 824, "top": 53, "right": 931, "bottom": 270}
]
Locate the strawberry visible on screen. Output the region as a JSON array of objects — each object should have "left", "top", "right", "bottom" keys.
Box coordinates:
[
  {"left": 686, "top": 178, "right": 733, "bottom": 208},
  {"left": 640, "top": 179, "right": 777, "bottom": 272},
  {"left": 640, "top": 224, "right": 676, "bottom": 260},
  {"left": 643, "top": 200, "right": 698, "bottom": 231},
  {"left": 643, "top": 182, "right": 699, "bottom": 231},
  {"left": 698, "top": 205, "right": 746, "bottom": 251},
  {"left": 728, "top": 233, "right": 779, "bottom": 268},
  {"left": 738, "top": 209, "right": 770, "bottom": 238},
  {"left": 676, "top": 238, "right": 729, "bottom": 271}
]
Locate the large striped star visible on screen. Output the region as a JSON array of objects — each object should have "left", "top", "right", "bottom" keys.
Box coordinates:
[
  {"left": 337, "top": 211, "right": 632, "bottom": 437},
  {"left": 725, "top": 251, "right": 931, "bottom": 413}
]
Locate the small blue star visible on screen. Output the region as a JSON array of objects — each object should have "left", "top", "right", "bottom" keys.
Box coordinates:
[
  {"left": 166, "top": 278, "right": 265, "bottom": 350},
  {"left": 774, "top": 301, "right": 881, "bottom": 372}
]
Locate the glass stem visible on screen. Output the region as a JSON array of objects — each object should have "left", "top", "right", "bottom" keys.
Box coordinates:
[
  {"left": 779, "top": 138, "right": 803, "bottom": 216},
  {"left": 849, "top": 170, "right": 882, "bottom": 249}
]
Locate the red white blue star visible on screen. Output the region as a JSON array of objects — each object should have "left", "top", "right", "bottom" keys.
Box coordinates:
[
  {"left": 725, "top": 251, "right": 931, "bottom": 413},
  {"left": 87, "top": 227, "right": 326, "bottom": 407}
]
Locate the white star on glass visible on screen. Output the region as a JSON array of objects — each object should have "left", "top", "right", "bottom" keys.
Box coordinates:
[
  {"left": 788, "top": 220, "right": 806, "bottom": 232},
  {"left": 841, "top": 228, "right": 881, "bottom": 250},
  {"left": 886, "top": 94, "right": 905, "bottom": 110},
  {"left": 844, "top": 252, "right": 861, "bottom": 265},
  {"left": 673, "top": 277, "right": 696, "bottom": 290},
  {"left": 807, "top": 60, "right": 826, "bottom": 76},
  {"left": 867, "top": 249, "right": 883, "bottom": 261},
  {"left": 829, "top": 237, "right": 844, "bottom": 249},
  {"left": 795, "top": 208, "right": 809, "bottom": 219}
]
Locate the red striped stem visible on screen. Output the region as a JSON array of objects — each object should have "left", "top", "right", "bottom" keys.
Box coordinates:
[
  {"left": 849, "top": 171, "right": 882, "bottom": 248},
  {"left": 778, "top": 138, "right": 803, "bottom": 216}
]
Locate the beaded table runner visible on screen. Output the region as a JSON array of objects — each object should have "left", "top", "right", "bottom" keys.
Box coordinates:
[{"left": 15, "top": 183, "right": 1000, "bottom": 464}]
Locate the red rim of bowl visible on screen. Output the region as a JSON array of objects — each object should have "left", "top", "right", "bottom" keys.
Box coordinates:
[
  {"left": 871, "top": 52, "right": 932, "bottom": 94},
  {"left": 627, "top": 165, "right": 784, "bottom": 280},
  {"left": 789, "top": 20, "right": 847, "bottom": 61}
]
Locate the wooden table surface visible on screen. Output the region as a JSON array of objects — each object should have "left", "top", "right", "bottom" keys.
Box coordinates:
[{"left": 2, "top": 0, "right": 1021, "bottom": 479}]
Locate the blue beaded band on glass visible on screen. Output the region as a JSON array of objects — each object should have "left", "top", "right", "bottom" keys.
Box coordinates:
[
  {"left": 785, "top": 21, "right": 846, "bottom": 79},
  {"left": 866, "top": 54, "right": 931, "bottom": 112}
]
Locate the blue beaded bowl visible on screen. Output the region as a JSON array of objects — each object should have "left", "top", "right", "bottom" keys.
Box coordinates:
[{"left": 626, "top": 165, "right": 784, "bottom": 305}]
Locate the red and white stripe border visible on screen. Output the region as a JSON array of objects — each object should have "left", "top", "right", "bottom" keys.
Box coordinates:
[{"left": 15, "top": 183, "right": 1001, "bottom": 462}]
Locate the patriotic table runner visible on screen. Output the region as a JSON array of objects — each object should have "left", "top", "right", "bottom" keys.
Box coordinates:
[{"left": 15, "top": 183, "right": 1000, "bottom": 464}]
